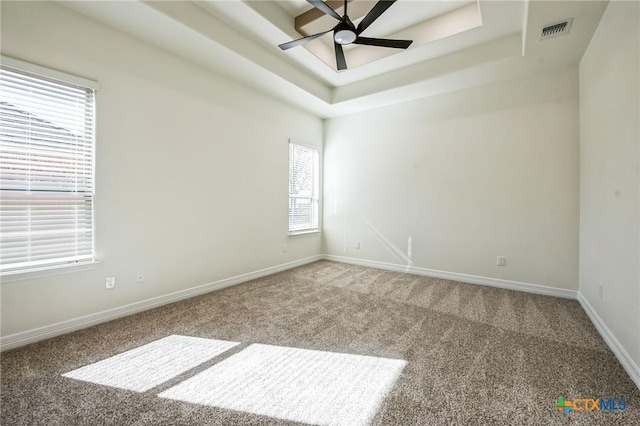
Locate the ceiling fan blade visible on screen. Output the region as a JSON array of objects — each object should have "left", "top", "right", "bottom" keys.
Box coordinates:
[
  {"left": 353, "top": 36, "right": 412, "bottom": 49},
  {"left": 334, "top": 42, "right": 347, "bottom": 70},
  {"left": 307, "top": 0, "right": 342, "bottom": 21},
  {"left": 279, "top": 29, "right": 332, "bottom": 50},
  {"left": 356, "top": 0, "right": 397, "bottom": 34}
]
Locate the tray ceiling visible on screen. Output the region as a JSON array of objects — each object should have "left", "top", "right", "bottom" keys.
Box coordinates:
[{"left": 59, "top": 0, "right": 609, "bottom": 118}]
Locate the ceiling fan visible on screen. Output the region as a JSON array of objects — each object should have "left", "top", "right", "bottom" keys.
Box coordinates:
[{"left": 278, "top": 0, "right": 413, "bottom": 71}]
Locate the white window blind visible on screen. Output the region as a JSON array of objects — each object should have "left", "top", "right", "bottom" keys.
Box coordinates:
[
  {"left": 0, "top": 59, "right": 96, "bottom": 275},
  {"left": 289, "top": 142, "right": 319, "bottom": 233}
]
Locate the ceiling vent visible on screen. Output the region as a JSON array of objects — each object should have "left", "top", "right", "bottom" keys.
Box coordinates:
[{"left": 540, "top": 19, "right": 573, "bottom": 40}]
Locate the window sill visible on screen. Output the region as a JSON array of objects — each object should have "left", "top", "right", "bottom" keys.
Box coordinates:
[
  {"left": 1, "top": 260, "right": 101, "bottom": 284},
  {"left": 288, "top": 229, "right": 321, "bottom": 237}
]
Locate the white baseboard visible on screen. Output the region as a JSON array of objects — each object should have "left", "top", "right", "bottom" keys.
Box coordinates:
[
  {"left": 578, "top": 292, "right": 640, "bottom": 391},
  {"left": 0, "top": 255, "right": 323, "bottom": 352},
  {"left": 322, "top": 255, "right": 578, "bottom": 299}
]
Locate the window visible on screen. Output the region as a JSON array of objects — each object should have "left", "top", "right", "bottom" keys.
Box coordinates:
[
  {"left": 0, "top": 57, "right": 97, "bottom": 275},
  {"left": 289, "top": 142, "right": 319, "bottom": 234}
]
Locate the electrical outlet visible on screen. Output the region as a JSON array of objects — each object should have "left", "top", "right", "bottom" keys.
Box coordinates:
[
  {"left": 355, "top": 241, "right": 360, "bottom": 249},
  {"left": 283, "top": 243, "right": 287, "bottom": 253},
  {"left": 497, "top": 256, "right": 506, "bottom": 266},
  {"left": 105, "top": 277, "right": 116, "bottom": 289},
  {"left": 136, "top": 271, "right": 144, "bottom": 283}
]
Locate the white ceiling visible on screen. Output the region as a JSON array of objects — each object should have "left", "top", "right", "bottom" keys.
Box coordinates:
[{"left": 60, "top": 0, "right": 609, "bottom": 118}]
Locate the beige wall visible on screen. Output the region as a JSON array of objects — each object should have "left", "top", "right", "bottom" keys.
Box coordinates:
[
  {"left": 0, "top": 1, "right": 322, "bottom": 336},
  {"left": 579, "top": 0, "right": 640, "bottom": 368},
  {"left": 323, "top": 68, "right": 580, "bottom": 290}
]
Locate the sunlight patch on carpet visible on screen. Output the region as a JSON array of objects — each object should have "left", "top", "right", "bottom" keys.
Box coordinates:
[
  {"left": 62, "top": 335, "right": 239, "bottom": 392},
  {"left": 159, "top": 343, "right": 406, "bottom": 426}
]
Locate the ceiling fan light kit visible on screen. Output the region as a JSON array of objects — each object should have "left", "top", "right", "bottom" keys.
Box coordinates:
[
  {"left": 334, "top": 27, "right": 356, "bottom": 45},
  {"left": 278, "top": 0, "right": 413, "bottom": 71}
]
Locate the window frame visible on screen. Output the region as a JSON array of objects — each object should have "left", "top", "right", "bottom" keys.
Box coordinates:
[
  {"left": 288, "top": 140, "right": 321, "bottom": 236},
  {"left": 0, "top": 56, "right": 99, "bottom": 278}
]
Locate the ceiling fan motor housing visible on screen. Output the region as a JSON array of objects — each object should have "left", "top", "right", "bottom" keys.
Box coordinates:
[{"left": 334, "top": 21, "right": 357, "bottom": 45}]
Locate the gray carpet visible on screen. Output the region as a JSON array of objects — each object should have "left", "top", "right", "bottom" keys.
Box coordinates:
[{"left": 1, "top": 260, "right": 639, "bottom": 425}]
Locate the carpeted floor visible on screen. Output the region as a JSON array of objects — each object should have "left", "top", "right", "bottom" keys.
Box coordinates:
[{"left": 1, "top": 260, "right": 639, "bottom": 425}]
